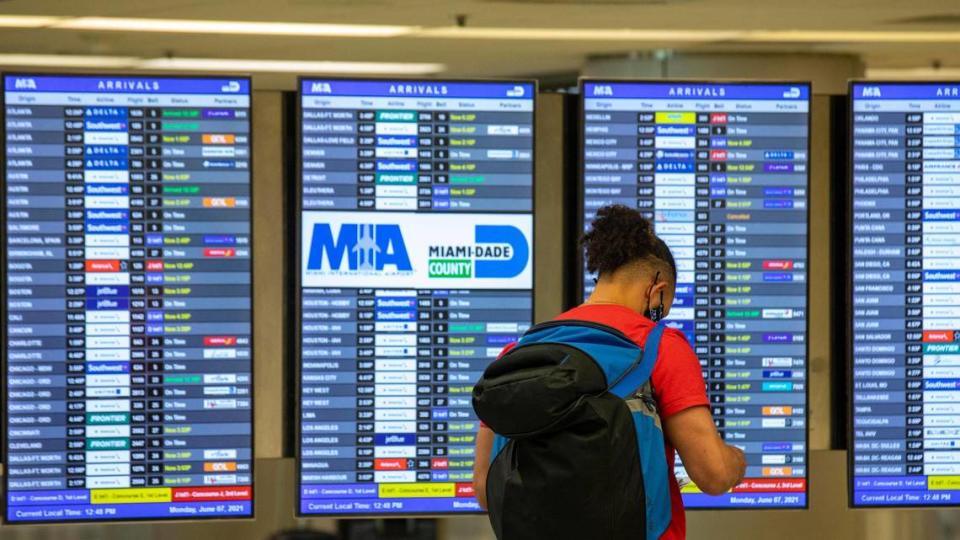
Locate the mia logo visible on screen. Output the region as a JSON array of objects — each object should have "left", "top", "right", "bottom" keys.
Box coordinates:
[
  {"left": 305, "top": 221, "right": 529, "bottom": 281},
  {"left": 310, "top": 82, "right": 333, "bottom": 93},
  {"left": 306, "top": 223, "right": 412, "bottom": 272},
  {"left": 861, "top": 87, "right": 882, "bottom": 98},
  {"left": 591, "top": 85, "right": 614, "bottom": 96},
  {"left": 14, "top": 78, "right": 36, "bottom": 90}
]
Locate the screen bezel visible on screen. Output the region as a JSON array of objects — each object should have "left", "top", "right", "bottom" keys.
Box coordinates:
[
  {"left": 577, "top": 78, "right": 813, "bottom": 511},
  {"left": 0, "top": 71, "right": 257, "bottom": 525},
  {"left": 293, "top": 76, "right": 538, "bottom": 518}
]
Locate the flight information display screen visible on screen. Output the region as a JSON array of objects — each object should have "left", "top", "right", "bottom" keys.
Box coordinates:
[
  {"left": 581, "top": 81, "right": 810, "bottom": 509},
  {"left": 850, "top": 82, "right": 960, "bottom": 507},
  {"left": 2, "top": 74, "right": 254, "bottom": 522},
  {"left": 297, "top": 79, "right": 534, "bottom": 515}
]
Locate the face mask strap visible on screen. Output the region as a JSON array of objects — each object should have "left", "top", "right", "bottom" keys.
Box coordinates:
[{"left": 645, "top": 271, "right": 664, "bottom": 322}]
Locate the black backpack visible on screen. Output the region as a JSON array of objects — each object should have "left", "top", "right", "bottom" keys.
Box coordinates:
[{"left": 473, "top": 320, "right": 671, "bottom": 540}]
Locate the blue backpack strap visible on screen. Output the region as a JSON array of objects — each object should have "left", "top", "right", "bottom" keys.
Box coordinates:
[
  {"left": 609, "top": 322, "right": 666, "bottom": 398},
  {"left": 516, "top": 320, "right": 642, "bottom": 386}
]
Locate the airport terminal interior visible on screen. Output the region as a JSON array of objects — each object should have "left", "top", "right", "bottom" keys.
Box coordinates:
[{"left": 6, "top": 0, "right": 960, "bottom": 539}]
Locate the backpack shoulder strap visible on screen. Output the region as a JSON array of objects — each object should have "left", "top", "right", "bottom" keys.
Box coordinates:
[{"left": 609, "top": 322, "right": 667, "bottom": 399}]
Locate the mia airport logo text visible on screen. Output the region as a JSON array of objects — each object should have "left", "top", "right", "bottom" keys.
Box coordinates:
[{"left": 301, "top": 212, "right": 532, "bottom": 290}]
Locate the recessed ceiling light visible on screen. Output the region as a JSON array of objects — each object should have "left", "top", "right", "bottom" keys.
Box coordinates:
[
  {"left": 0, "top": 54, "right": 444, "bottom": 74},
  {"left": 53, "top": 17, "right": 415, "bottom": 37},
  {"left": 0, "top": 53, "right": 138, "bottom": 68},
  {"left": 137, "top": 57, "right": 444, "bottom": 74},
  {"left": 0, "top": 15, "right": 63, "bottom": 28},
  {"left": 414, "top": 26, "right": 742, "bottom": 41},
  {"left": 5, "top": 14, "right": 960, "bottom": 44},
  {"left": 740, "top": 30, "right": 960, "bottom": 43},
  {"left": 866, "top": 67, "right": 960, "bottom": 79}
]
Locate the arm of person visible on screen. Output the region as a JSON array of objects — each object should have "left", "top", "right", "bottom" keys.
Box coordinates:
[
  {"left": 473, "top": 426, "right": 495, "bottom": 510},
  {"left": 662, "top": 405, "right": 746, "bottom": 496}
]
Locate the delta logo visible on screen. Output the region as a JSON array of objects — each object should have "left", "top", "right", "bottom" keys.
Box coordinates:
[{"left": 305, "top": 223, "right": 528, "bottom": 279}]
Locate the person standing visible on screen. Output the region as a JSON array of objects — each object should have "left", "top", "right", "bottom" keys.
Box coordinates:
[{"left": 473, "top": 205, "right": 746, "bottom": 540}]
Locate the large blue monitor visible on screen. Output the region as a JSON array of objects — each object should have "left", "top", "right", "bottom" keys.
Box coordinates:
[
  {"left": 580, "top": 80, "right": 810, "bottom": 509},
  {"left": 296, "top": 79, "right": 535, "bottom": 515},
  {"left": 850, "top": 82, "right": 960, "bottom": 507},
  {"left": 2, "top": 74, "right": 254, "bottom": 523}
]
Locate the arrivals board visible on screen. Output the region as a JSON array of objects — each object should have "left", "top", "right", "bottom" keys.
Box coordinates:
[
  {"left": 2, "top": 74, "right": 254, "bottom": 522},
  {"left": 580, "top": 81, "right": 810, "bottom": 508},
  {"left": 297, "top": 79, "right": 534, "bottom": 515},
  {"left": 850, "top": 82, "right": 960, "bottom": 507}
]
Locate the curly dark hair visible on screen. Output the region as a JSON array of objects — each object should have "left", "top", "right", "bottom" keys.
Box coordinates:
[{"left": 582, "top": 205, "right": 677, "bottom": 281}]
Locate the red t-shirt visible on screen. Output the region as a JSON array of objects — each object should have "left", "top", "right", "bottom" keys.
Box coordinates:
[{"left": 552, "top": 303, "right": 709, "bottom": 540}]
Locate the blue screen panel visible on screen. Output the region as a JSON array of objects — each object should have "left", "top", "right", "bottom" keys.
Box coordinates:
[
  {"left": 2, "top": 74, "right": 254, "bottom": 523},
  {"left": 296, "top": 79, "right": 535, "bottom": 516},
  {"left": 580, "top": 80, "right": 810, "bottom": 509},
  {"left": 851, "top": 82, "right": 960, "bottom": 507}
]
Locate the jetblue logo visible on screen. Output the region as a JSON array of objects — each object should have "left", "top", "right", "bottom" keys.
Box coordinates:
[
  {"left": 14, "top": 78, "right": 36, "bottom": 90},
  {"left": 307, "top": 223, "right": 412, "bottom": 272}
]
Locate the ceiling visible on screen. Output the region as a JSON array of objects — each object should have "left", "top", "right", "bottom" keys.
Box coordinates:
[{"left": 1, "top": 0, "right": 960, "bottom": 87}]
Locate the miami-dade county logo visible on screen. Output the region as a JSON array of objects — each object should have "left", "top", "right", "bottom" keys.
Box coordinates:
[{"left": 305, "top": 222, "right": 528, "bottom": 279}]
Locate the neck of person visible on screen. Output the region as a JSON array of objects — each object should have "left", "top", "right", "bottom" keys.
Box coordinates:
[{"left": 586, "top": 276, "right": 646, "bottom": 315}]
